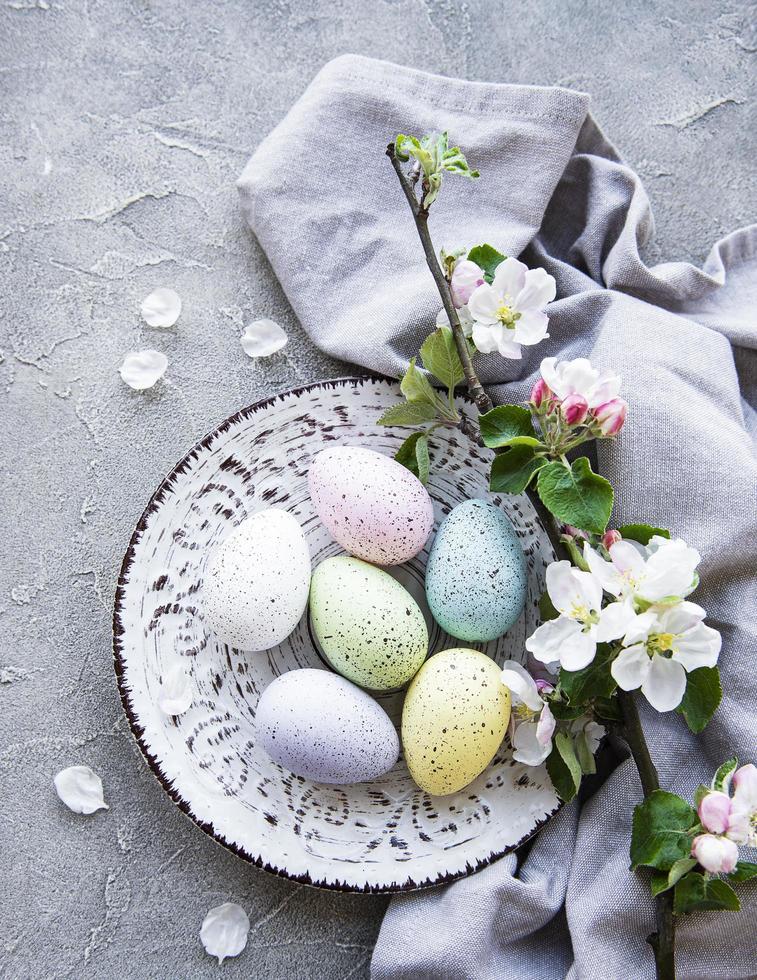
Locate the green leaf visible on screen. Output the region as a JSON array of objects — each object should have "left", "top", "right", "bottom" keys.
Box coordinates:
[
  {"left": 377, "top": 402, "right": 438, "bottom": 427},
  {"left": 650, "top": 872, "right": 669, "bottom": 897},
  {"left": 594, "top": 696, "right": 623, "bottom": 724},
  {"left": 394, "top": 432, "right": 430, "bottom": 484},
  {"left": 630, "top": 791, "right": 698, "bottom": 871},
  {"left": 694, "top": 784, "right": 711, "bottom": 808},
  {"left": 537, "top": 457, "right": 614, "bottom": 535},
  {"left": 401, "top": 357, "right": 439, "bottom": 406},
  {"left": 651, "top": 858, "right": 698, "bottom": 895},
  {"left": 728, "top": 861, "right": 757, "bottom": 882},
  {"left": 490, "top": 446, "right": 547, "bottom": 494},
  {"left": 617, "top": 523, "right": 670, "bottom": 545},
  {"left": 674, "top": 872, "right": 740, "bottom": 914},
  {"left": 574, "top": 731, "right": 597, "bottom": 775},
  {"left": 548, "top": 700, "right": 585, "bottom": 721},
  {"left": 538, "top": 590, "right": 559, "bottom": 622},
  {"left": 420, "top": 327, "right": 465, "bottom": 392},
  {"left": 467, "top": 243, "right": 507, "bottom": 282},
  {"left": 545, "top": 732, "right": 583, "bottom": 803},
  {"left": 559, "top": 644, "right": 617, "bottom": 704},
  {"left": 712, "top": 757, "right": 738, "bottom": 792},
  {"left": 441, "top": 144, "right": 479, "bottom": 179},
  {"left": 479, "top": 404, "right": 538, "bottom": 448},
  {"left": 676, "top": 667, "right": 722, "bottom": 734}
]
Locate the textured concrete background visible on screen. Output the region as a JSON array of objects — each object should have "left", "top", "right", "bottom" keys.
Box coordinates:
[{"left": 1, "top": 1, "right": 754, "bottom": 977}]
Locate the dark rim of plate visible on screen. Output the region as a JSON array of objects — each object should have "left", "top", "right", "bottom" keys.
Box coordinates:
[{"left": 112, "top": 374, "right": 561, "bottom": 894}]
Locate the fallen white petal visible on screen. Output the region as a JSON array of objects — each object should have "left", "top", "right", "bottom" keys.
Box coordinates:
[
  {"left": 241, "top": 319, "right": 288, "bottom": 357},
  {"left": 157, "top": 663, "right": 193, "bottom": 716},
  {"left": 54, "top": 765, "right": 109, "bottom": 814},
  {"left": 119, "top": 350, "right": 168, "bottom": 390},
  {"left": 200, "top": 903, "right": 250, "bottom": 964},
  {"left": 141, "top": 287, "right": 181, "bottom": 327}
]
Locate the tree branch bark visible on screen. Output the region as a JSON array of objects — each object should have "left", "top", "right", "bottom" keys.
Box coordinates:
[{"left": 618, "top": 690, "right": 676, "bottom": 980}]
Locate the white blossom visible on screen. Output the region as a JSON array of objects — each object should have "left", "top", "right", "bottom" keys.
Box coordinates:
[
  {"left": 500, "top": 660, "right": 555, "bottom": 766},
  {"left": 539, "top": 356, "right": 621, "bottom": 409},
  {"left": 466, "top": 257, "right": 555, "bottom": 360},
  {"left": 525, "top": 561, "right": 633, "bottom": 671}
]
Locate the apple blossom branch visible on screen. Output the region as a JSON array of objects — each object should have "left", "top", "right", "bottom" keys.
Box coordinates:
[{"left": 381, "top": 133, "right": 747, "bottom": 980}]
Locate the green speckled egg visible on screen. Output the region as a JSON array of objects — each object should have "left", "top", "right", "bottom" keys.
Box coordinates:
[
  {"left": 309, "top": 556, "right": 428, "bottom": 692},
  {"left": 426, "top": 499, "right": 527, "bottom": 643},
  {"left": 402, "top": 648, "right": 511, "bottom": 796}
]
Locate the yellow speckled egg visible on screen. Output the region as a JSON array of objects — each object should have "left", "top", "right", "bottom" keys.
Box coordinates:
[{"left": 402, "top": 648, "right": 510, "bottom": 796}]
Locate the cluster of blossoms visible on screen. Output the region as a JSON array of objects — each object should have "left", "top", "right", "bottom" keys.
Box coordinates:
[
  {"left": 446, "top": 255, "right": 557, "bottom": 360},
  {"left": 500, "top": 660, "right": 605, "bottom": 768},
  {"left": 694, "top": 763, "right": 757, "bottom": 873},
  {"left": 525, "top": 531, "right": 721, "bottom": 712},
  {"left": 531, "top": 356, "right": 628, "bottom": 440}
]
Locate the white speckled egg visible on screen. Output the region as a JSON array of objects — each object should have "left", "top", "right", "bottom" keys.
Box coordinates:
[
  {"left": 203, "top": 509, "right": 310, "bottom": 651},
  {"left": 426, "top": 499, "right": 527, "bottom": 643},
  {"left": 310, "top": 556, "right": 428, "bottom": 691},
  {"left": 256, "top": 669, "right": 400, "bottom": 784},
  {"left": 402, "top": 648, "right": 511, "bottom": 796},
  {"left": 308, "top": 446, "right": 434, "bottom": 565}
]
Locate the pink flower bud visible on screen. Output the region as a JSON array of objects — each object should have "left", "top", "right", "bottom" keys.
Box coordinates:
[
  {"left": 561, "top": 392, "right": 589, "bottom": 425},
  {"left": 691, "top": 833, "right": 739, "bottom": 874},
  {"left": 601, "top": 529, "right": 622, "bottom": 550},
  {"left": 594, "top": 398, "right": 628, "bottom": 436},
  {"left": 530, "top": 378, "right": 550, "bottom": 407},
  {"left": 534, "top": 678, "right": 555, "bottom": 695},
  {"left": 698, "top": 790, "right": 732, "bottom": 834},
  {"left": 451, "top": 259, "right": 485, "bottom": 308},
  {"left": 562, "top": 525, "right": 588, "bottom": 541}
]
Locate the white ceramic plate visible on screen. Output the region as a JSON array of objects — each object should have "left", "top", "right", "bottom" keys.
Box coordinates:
[{"left": 113, "top": 377, "right": 559, "bottom": 892}]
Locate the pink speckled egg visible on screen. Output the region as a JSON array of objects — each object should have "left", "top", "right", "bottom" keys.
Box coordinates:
[{"left": 308, "top": 446, "right": 434, "bottom": 565}]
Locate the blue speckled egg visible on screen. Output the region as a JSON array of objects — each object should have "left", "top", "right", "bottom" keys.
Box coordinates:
[
  {"left": 256, "top": 669, "right": 399, "bottom": 784},
  {"left": 425, "top": 499, "right": 527, "bottom": 643}
]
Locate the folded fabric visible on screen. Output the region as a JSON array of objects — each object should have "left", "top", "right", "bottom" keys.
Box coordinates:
[{"left": 238, "top": 55, "right": 757, "bottom": 980}]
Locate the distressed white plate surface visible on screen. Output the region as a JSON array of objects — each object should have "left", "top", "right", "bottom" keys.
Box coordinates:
[{"left": 113, "top": 376, "right": 559, "bottom": 892}]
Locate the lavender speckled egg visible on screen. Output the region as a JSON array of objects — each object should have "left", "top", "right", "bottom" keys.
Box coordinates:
[
  {"left": 425, "top": 499, "right": 527, "bottom": 643},
  {"left": 203, "top": 509, "right": 310, "bottom": 651},
  {"left": 402, "top": 648, "right": 511, "bottom": 796},
  {"left": 256, "top": 669, "right": 400, "bottom": 784},
  {"left": 308, "top": 446, "right": 434, "bottom": 565},
  {"left": 310, "top": 556, "right": 428, "bottom": 691}
]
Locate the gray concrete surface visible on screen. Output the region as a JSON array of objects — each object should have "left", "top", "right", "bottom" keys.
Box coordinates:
[{"left": 1, "top": 0, "right": 754, "bottom": 977}]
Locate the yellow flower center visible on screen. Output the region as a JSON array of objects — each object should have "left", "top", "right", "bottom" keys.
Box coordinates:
[
  {"left": 648, "top": 632, "right": 675, "bottom": 655},
  {"left": 496, "top": 302, "right": 520, "bottom": 329},
  {"left": 569, "top": 603, "right": 598, "bottom": 628}
]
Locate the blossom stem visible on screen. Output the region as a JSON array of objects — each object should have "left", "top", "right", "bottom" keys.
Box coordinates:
[
  {"left": 386, "top": 143, "right": 493, "bottom": 417},
  {"left": 618, "top": 689, "right": 676, "bottom": 979}
]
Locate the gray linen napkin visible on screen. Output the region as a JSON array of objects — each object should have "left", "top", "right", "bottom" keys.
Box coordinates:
[{"left": 238, "top": 54, "right": 757, "bottom": 980}]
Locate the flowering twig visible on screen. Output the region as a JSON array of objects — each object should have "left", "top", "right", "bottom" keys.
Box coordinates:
[
  {"left": 382, "top": 132, "right": 745, "bottom": 980},
  {"left": 386, "top": 142, "right": 565, "bottom": 561},
  {"left": 386, "top": 143, "right": 492, "bottom": 416},
  {"left": 385, "top": 137, "right": 678, "bottom": 979}
]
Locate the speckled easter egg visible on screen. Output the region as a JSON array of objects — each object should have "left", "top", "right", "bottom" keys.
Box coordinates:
[
  {"left": 402, "top": 648, "right": 511, "bottom": 796},
  {"left": 308, "top": 446, "right": 434, "bottom": 565},
  {"left": 309, "top": 556, "right": 428, "bottom": 691},
  {"left": 425, "top": 499, "right": 527, "bottom": 643},
  {"left": 203, "top": 509, "right": 310, "bottom": 651},
  {"left": 256, "top": 669, "right": 400, "bottom": 784}
]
